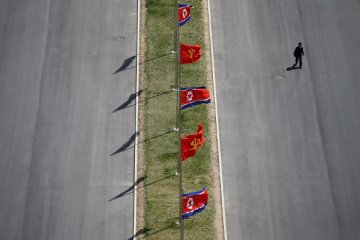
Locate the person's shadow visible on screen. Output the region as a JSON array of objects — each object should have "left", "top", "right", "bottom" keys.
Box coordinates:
[{"left": 286, "top": 65, "right": 299, "bottom": 71}]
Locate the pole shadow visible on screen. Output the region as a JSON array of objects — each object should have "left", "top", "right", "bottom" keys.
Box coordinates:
[
  {"left": 111, "top": 90, "right": 173, "bottom": 113},
  {"left": 108, "top": 176, "right": 147, "bottom": 201},
  {"left": 108, "top": 174, "right": 176, "bottom": 201},
  {"left": 110, "top": 129, "right": 175, "bottom": 156},
  {"left": 137, "top": 224, "right": 177, "bottom": 239},
  {"left": 143, "top": 90, "right": 173, "bottom": 102},
  {"left": 113, "top": 90, "right": 174, "bottom": 112},
  {"left": 141, "top": 174, "right": 176, "bottom": 188},
  {"left": 141, "top": 129, "right": 176, "bottom": 143},
  {"left": 110, "top": 132, "right": 138, "bottom": 156},
  {"left": 127, "top": 228, "right": 152, "bottom": 240},
  {"left": 112, "top": 90, "right": 143, "bottom": 113},
  {"left": 112, "top": 53, "right": 173, "bottom": 74}
]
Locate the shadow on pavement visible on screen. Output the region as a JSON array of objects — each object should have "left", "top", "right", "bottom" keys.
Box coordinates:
[
  {"left": 286, "top": 65, "right": 299, "bottom": 71},
  {"left": 129, "top": 224, "right": 177, "bottom": 240},
  {"left": 108, "top": 174, "right": 176, "bottom": 201},
  {"left": 113, "top": 53, "right": 173, "bottom": 74},
  {"left": 110, "top": 129, "right": 175, "bottom": 156},
  {"left": 113, "top": 55, "right": 137, "bottom": 74},
  {"left": 110, "top": 132, "right": 138, "bottom": 156},
  {"left": 112, "top": 90, "right": 174, "bottom": 112},
  {"left": 108, "top": 176, "right": 147, "bottom": 201},
  {"left": 112, "top": 90, "right": 143, "bottom": 113}
]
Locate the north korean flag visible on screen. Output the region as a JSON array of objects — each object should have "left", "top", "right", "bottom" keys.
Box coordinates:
[
  {"left": 182, "top": 187, "right": 208, "bottom": 219},
  {"left": 178, "top": 4, "right": 192, "bottom": 26},
  {"left": 181, "top": 124, "right": 205, "bottom": 161},
  {"left": 181, "top": 86, "right": 211, "bottom": 110}
]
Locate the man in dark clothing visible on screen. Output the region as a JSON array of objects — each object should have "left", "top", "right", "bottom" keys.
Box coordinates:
[{"left": 293, "top": 42, "right": 304, "bottom": 69}]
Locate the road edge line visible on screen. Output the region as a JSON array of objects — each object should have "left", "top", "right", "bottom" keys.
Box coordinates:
[{"left": 133, "top": 0, "right": 141, "bottom": 239}]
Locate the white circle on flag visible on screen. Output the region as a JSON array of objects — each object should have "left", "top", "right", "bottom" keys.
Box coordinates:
[
  {"left": 187, "top": 91, "right": 193, "bottom": 102},
  {"left": 187, "top": 197, "right": 194, "bottom": 209},
  {"left": 182, "top": 9, "right": 188, "bottom": 18}
]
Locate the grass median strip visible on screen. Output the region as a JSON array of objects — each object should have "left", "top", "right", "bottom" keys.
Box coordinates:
[{"left": 142, "top": 0, "right": 216, "bottom": 239}]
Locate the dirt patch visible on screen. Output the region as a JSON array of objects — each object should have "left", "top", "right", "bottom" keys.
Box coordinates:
[{"left": 136, "top": 0, "right": 147, "bottom": 239}]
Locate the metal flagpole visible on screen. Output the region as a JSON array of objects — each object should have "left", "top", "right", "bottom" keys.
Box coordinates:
[{"left": 173, "top": 1, "right": 184, "bottom": 240}]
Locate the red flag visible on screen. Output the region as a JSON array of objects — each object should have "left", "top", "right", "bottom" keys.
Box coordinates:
[
  {"left": 181, "top": 124, "right": 205, "bottom": 161},
  {"left": 180, "top": 43, "right": 201, "bottom": 64}
]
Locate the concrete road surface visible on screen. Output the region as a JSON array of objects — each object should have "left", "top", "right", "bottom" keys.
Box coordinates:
[
  {"left": 210, "top": 0, "right": 360, "bottom": 239},
  {"left": 0, "top": 0, "right": 137, "bottom": 239}
]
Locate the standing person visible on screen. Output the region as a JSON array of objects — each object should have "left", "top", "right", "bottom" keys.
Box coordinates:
[{"left": 293, "top": 42, "right": 305, "bottom": 69}]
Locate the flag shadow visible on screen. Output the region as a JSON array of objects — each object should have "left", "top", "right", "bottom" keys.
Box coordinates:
[
  {"left": 112, "top": 90, "right": 143, "bottom": 113},
  {"left": 108, "top": 176, "right": 147, "bottom": 201},
  {"left": 110, "top": 132, "right": 138, "bottom": 156},
  {"left": 108, "top": 174, "right": 176, "bottom": 201},
  {"left": 112, "top": 53, "right": 173, "bottom": 74},
  {"left": 113, "top": 56, "right": 136, "bottom": 74}
]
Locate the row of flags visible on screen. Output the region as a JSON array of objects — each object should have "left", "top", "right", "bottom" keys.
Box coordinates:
[
  {"left": 179, "top": 4, "right": 201, "bottom": 65},
  {"left": 177, "top": 4, "right": 209, "bottom": 220}
]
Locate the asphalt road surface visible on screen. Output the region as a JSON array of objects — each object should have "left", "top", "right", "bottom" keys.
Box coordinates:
[
  {"left": 0, "top": 0, "right": 137, "bottom": 239},
  {"left": 210, "top": 0, "right": 360, "bottom": 239}
]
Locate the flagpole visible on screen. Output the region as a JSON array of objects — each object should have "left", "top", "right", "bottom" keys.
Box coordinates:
[{"left": 174, "top": 1, "right": 184, "bottom": 240}]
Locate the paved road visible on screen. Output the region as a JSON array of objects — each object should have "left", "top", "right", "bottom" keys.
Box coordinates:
[
  {"left": 0, "top": 0, "right": 137, "bottom": 239},
  {"left": 210, "top": 0, "right": 360, "bottom": 239}
]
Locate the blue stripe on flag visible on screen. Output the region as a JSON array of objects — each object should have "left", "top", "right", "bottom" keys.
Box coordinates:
[
  {"left": 182, "top": 203, "right": 208, "bottom": 219},
  {"left": 181, "top": 99, "right": 211, "bottom": 110},
  {"left": 182, "top": 187, "right": 206, "bottom": 197},
  {"left": 179, "top": 16, "right": 191, "bottom": 27},
  {"left": 181, "top": 86, "right": 206, "bottom": 91}
]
